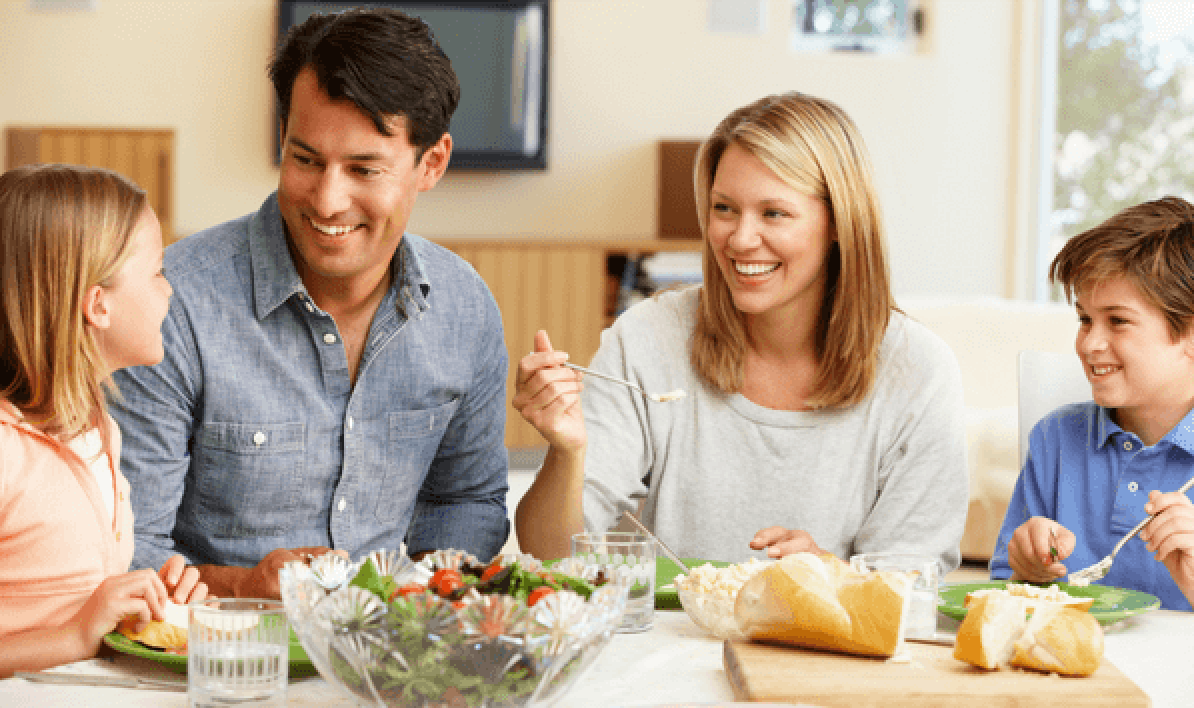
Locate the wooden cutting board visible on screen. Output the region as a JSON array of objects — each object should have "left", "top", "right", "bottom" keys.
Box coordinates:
[{"left": 723, "top": 639, "right": 1150, "bottom": 707}]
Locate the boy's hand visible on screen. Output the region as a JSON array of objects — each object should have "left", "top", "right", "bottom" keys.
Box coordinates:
[
  {"left": 1008, "top": 516, "right": 1074, "bottom": 583},
  {"left": 159, "top": 554, "right": 208, "bottom": 605},
  {"left": 1140, "top": 489, "right": 1194, "bottom": 601}
]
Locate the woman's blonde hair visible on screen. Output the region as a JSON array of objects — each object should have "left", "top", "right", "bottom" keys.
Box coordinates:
[
  {"left": 0, "top": 164, "right": 146, "bottom": 439},
  {"left": 691, "top": 92, "right": 895, "bottom": 408}
]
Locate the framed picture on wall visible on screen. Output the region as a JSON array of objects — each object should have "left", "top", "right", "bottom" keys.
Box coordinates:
[{"left": 790, "top": 0, "right": 925, "bottom": 54}]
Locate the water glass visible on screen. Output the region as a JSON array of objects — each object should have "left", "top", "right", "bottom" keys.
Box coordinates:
[
  {"left": 572, "top": 531, "right": 655, "bottom": 632},
  {"left": 849, "top": 552, "right": 940, "bottom": 640},
  {"left": 188, "top": 598, "right": 288, "bottom": 707}
]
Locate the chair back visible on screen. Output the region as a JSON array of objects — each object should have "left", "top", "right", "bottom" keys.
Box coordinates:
[{"left": 1017, "top": 350, "right": 1090, "bottom": 465}]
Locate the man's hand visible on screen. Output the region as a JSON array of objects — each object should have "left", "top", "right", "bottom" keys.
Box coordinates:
[
  {"left": 197, "top": 547, "right": 339, "bottom": 599},
  {"left": 749, "top": 526, "right": 827, "bottom": 558},
  {"left": 1007, "top": 516, "right": 1074, "bottom": 583}
]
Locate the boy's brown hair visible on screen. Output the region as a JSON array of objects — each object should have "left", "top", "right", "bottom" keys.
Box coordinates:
[{"left": 1050, "top": 196, "right": 1194, "bottom": 340}]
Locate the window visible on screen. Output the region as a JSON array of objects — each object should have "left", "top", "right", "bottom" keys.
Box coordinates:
[{"left": 1037, "top": 0, "right": 1194, "bottom": 299}]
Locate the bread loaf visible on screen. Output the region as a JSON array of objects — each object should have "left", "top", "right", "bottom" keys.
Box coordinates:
[
  {"left": 733, "top": 552, "right": 910, "bottom": 658},
  {"left": 953, "top": 587, "right": 1103, "bottom": 676},
  {"left": 118, "top": 600, "right": 189, "bottom": 651}
]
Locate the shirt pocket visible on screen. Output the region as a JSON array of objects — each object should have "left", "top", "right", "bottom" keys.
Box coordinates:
[
  {"left": 190, "top": 421, "right": 305, "bottom": 538},
  {"left": 376, "top": 398, "right": 460, "bottom": 523}
]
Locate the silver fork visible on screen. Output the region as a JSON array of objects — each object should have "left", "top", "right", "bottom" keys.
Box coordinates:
[
  {"left": 1069, "top": 474, "right": 1194, "bottom": 585},
  {"left": 563, "top": 362, "right": 686, "bottom": 403}
]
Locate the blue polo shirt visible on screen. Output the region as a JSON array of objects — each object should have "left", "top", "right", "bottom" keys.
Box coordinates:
[{"left": 990, "top": 402, "right": 1194, "bottom": 611}]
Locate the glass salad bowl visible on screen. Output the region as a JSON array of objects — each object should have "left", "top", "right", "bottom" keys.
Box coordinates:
[{"left": 280, "top": 549, "right": 627, "bottom": 708}]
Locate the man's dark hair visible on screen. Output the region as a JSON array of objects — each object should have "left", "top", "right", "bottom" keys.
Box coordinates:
[{"left": 269, "top": 7, "right": 460, "bottom": 157}]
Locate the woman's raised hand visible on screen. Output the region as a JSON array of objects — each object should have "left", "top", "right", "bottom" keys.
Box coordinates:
[{"left": 513, "top": 330, "right": 587, "bottom": 451}]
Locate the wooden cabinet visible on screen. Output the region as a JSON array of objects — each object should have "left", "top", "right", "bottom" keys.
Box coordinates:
[
  {"left": 5, "top": 126, "right": 176, "bottom": 244},
  {"left": 432, "top": 237, "right": 703, "bottom": 449}
]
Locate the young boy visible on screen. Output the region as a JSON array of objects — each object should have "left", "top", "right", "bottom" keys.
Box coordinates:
[{"left": 990, "top": 196, "right": 1194, "bottom": 611}]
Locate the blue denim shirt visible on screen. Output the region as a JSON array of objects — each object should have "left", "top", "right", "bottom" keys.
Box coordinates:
[
  {"left": 110, "top": 193, "right": 509, "bottom": 571},
  {"left": 991, "top": 402, "right": 1194, "bottom": 611}
]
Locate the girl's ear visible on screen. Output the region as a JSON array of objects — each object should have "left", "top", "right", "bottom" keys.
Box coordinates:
[{"left": 82, "top": 284, "right": 111, "bottom": 330}]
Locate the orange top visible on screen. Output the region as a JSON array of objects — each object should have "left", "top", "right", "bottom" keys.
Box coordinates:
[{"left": 0, "top": 399, "right": 134, "bottom": 638}]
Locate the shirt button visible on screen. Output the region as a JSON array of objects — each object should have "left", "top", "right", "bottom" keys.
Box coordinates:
[
  {"left": 305, "top": 301, "right": 314, "bottom": 313},
  {"left": 337, "top": 498, "right": 347, "bottom": 512},
  {"left": 1123, "top": 441, "right": 1133, "bottom": 451},
  {"left": 1128, "top": 481, "right": 1139, "bottom": 493},
  {"left": 253, "top": 431, "right": 266, "bottom": 446},
  {"left": 115, "top": 531, "right": 121, "bottom": 541},
  {"left": 347, "top": 416, "right": 355, "bottom": 430},
  {"left": 323, "top": 333, "right": 337, "bottom": 344}
]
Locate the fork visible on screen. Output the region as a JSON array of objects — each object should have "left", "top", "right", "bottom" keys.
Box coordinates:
[
  {"left": 1069, "top": 474, "right": 1194, "bottom": 585},
  {"left": 563, "top": 362, "right": 687, "bottom": 403}
]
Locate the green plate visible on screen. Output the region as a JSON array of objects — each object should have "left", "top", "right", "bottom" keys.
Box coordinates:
[
  {"left": 102, "top": 629, "right": 317, "bottom": 677},
  {"left": 655, "top": 558, "right": 732, "bottom": 610},
  {"left": 938, "top": 581, "right": 1160, "bottom": 625}
]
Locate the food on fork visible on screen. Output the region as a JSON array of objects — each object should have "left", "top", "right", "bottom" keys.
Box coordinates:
[
  {"left": 117, "top": 600, "right": 190, "bottom": 652},
  {"left": 954, "top": 588, "right": 1103, "bottom": 676},
  {"left": 965, "top": 582, "right": 1094, "bottom": 612},
  {"left": 733, "top": 552, "right": 911, "bottom": 658}
]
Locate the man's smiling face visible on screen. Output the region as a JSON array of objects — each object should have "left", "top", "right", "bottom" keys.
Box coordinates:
[{"left": 276, "top": 67, "right": 449, "bottom": 291}]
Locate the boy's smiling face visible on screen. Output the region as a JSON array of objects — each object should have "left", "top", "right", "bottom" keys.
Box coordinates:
[{"left": 1075, "top": 275, "right": 1194, "bottom": 443}]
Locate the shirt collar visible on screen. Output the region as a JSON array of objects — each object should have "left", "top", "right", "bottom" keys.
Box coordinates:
[
  {"left": 1094, "top": 403, "right": 1194, "bottom": 455},
  {"left": 248, "top": 192, "right": 432, "bottom": 321},
  {"left": 1093, "top": 406, "right": 1121, "bottom": 449}
]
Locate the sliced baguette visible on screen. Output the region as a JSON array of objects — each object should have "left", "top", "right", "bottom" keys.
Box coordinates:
[
  {"left": 734, "top": 552, "right": 909, "bottom": 658},
  {"left": 953, "top": 592, "right": 1029, "bottom": 669},
  {"left": 1009, "top": 605, "right": 1103, "bottom": 677}
]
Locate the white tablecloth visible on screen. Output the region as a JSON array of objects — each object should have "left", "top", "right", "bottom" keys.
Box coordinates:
[{"left": 3, "top": 608, "right": 1191, "bottom": 707}]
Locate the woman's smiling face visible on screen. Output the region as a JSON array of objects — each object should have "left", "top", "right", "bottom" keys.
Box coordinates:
[{"left": 706, "top": 143, "right": 835, "bottom": 324}]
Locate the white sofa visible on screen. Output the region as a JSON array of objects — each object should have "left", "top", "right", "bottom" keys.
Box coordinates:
[
  {"left": 502, "top": 297, "right": 1084, "bottom": 562},
  {"left": 899, "top": 296, "right": 1081, "bottom": 561}
]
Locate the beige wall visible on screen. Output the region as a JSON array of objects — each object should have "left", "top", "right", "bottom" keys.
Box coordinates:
[{"left": 0, "top": 0, "right": 1021, "bottom": 296}]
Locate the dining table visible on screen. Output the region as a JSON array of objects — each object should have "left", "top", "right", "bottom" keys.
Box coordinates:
[{"left": 2, "top": 600, "right": 1192, "bottom": 708}]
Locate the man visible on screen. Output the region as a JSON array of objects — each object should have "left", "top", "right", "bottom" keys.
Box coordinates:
[{"left": 110, "top": 7, "right": 510, "bottom": 599}]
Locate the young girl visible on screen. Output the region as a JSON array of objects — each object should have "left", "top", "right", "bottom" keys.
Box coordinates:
[
  {"left": 991, "top": 196, "right": 1194, "bottom": 611},
  {"left": 0, "top": 164, "right": 207, "bottom": 676}
]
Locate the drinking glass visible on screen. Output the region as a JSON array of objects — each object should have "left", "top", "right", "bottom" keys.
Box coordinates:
[
  {"left": 188, "top": 598, "right": 288, "bottom": 707},
  {"left": 571, "top": 531, "right": 655, "bottom": 632},
  {"left": 849, "top": 552, "right": 940, "bottom": 640}
]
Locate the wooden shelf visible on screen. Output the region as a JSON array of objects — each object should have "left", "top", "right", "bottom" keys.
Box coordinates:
[{"left": 431, "top": 236, "right": 702, "bottom": 448}]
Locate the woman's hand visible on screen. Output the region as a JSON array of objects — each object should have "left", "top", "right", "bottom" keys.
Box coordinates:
[
  {"left": 749, "top": 526, "right": 827, "bottom": 558},
  {"left": 512, "top": 330, "right": 587, "bottom": 451},
  {"left": 1140, "top": 489, "right": 1194, "bottom": 603},
  {"left": 159, "top": 554, "right": 207, "bottom": 605},
  {"left": 69, "top": 569, "right": 169, "bottom": 653},
  {"left": 1007, "top": 516, "right": 1074, "bottom": 583}
]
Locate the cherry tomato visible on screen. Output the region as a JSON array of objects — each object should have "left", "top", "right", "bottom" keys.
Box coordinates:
[
  {"left": 430, "top": 568, "right": 462, "bottom": 593},
  {"left": 388, "top": 583, "right": 425, "bottom": 602},
  {"left": 438, "top": 575, "right": 466, "bottom": 598},
  {"left": 481, "top": 561, "right": 505, "bottom": 582},
  {"left": 527, "top": 586, "right": 556, "bottom": 607}
]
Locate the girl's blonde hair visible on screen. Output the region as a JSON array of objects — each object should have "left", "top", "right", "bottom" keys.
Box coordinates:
[
  {"left": 0, "top": 164, "right": 147, "bottom": 439},
  {"left": 691, "top": 92, "right": 895, "bottom": 408}
]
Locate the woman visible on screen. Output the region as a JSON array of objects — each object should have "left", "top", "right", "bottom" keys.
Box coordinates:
[{"left": 513, "top": 93, "right": 968, "bottom": 571}]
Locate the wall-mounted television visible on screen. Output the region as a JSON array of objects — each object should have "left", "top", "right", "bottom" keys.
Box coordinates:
[{"left": 276, "top": 0, "right": 549, "bottom": 170}]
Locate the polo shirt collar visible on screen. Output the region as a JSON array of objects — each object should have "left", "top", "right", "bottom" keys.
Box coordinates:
[
  {"left": 1094, "top": 404, "right": 1194, "bottom": 455},
  {"left": 248, "top": 192, "right": 432, "bottom": 321}
]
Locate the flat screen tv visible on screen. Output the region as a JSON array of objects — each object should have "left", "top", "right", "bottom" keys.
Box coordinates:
[{"left": 276, "top": 0, "right": 549, "bottom": 170}]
